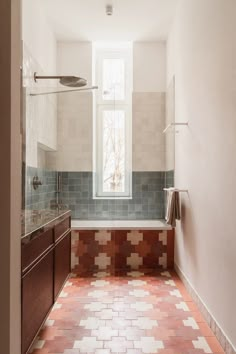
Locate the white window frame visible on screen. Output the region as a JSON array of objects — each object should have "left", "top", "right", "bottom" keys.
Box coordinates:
[{"left": 93, "top": 45, "right": 132, "bottom": 199}]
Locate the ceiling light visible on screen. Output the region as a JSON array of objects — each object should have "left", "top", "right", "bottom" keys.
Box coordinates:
[{"left": 106, "top": 4, "right": 113, "bottom": 16}]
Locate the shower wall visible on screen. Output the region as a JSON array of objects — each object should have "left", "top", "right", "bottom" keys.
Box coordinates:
[
  {"left": 22, "top": 34, "right": 174, "bottom": 217},
  {"left": 22, "top": 0, "right": 58, "bottom": 210},
  {"left": 59, "top": 171, "right": 166, "bottom": 220},
  {"left": 45, "top": 41, "right": 171, "bottom": 219}
]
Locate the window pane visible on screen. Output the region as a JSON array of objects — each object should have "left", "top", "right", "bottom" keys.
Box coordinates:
[
  {"left": 102, "top": 59, "right": 125, "bottom": 101},
  {"left": 103, "top": 110, "right": 125, "bottom": 193}
]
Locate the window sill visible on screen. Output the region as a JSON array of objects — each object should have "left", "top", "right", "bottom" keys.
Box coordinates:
[{"left": 93, "top": 196, "right": 132, "bottom": 200}]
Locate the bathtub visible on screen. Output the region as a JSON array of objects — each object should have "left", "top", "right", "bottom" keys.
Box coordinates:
[
  {"left": 71, "top": 219, "right": 172, "bottom": 230},
  {"left": 71, "top": 219, "right": 174, "bottom": 275}
]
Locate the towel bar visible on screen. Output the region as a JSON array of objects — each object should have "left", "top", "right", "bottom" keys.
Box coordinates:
[
  {"left": 163, "top": 188, "right": 188, "bottom": 193},
  {"left": 163, "top": 122, "right": 188, "bottom": 133}
]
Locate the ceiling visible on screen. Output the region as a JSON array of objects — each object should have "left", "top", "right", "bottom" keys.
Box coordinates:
[{"left": 39, "top": 0, "right": 178, "bottom": 42}]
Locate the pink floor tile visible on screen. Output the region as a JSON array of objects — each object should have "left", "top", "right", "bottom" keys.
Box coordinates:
[{"left": 30, "top": 270, "right": 225, "bottom": 354}]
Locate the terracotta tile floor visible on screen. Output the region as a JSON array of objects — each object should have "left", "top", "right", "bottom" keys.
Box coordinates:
[{"left": 31, "top": 270, "right": 225, "bottom": 354}]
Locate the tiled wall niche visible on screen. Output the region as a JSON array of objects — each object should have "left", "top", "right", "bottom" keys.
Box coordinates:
[{"left": 71, "top": 228, "right": 175, "bottom": 276}]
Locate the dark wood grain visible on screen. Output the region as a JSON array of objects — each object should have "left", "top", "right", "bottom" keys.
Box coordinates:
[
  {"left": 54, "top": 217, "right": 70, "bottom": 241},
  {"left": 54, "top": 232, "right": 71, "bottom": 300},
  {"left": 22, "top": 249, "right": 54, "bottom": 354},
  {"left": 21, "top": 215, "right": 71, "bottom": 354},
  {"left": 21, "top": 228, "right": 54, "bottom": 274}
]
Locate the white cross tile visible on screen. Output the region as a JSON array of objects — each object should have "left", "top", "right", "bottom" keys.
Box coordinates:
[
  {"left": 127, "top": 231, "right": 143, "bottom": 245},
  {"left": 73, "top": 337, "right": 103, "bottom": 352},
  {"left": 159, "top": 253, "right": 167, "bottom": 268},
  {"left": 127, "top": 253, "right": 143, "bottom": 269},
  {"left": 79, "top": 317, "right": 106, "bottom": 330},
  {"left": 128, "top": 280, "right": 147, "bottom": 287},
  {"left": 159, "top": 231, "right": 167, "bottom": 245},
  {"left": 161, "top": 271, "right": 171, "bottom": 277},
  {"left": 91, "top": 280, "right": 110, "bottom": 287},
  {"left": 183, "top": 317, "right": 199, "bottom": 329},
  {"left": 176, "top": 301, "right": 189, "bottom": 312},
  {"left": 30, "top": 339, "right": 45, "bottom": 350},
  {"left": 95, "top": 231, "right": 111, "bottom": 245},
  {"left": 132, "top": 317, "right": 158, "bottom": 329},
  {"left": 59, "top": 291, "right": 68, "bottom": 298},
  {"left": 170, "top": 289, "right": 182, "bottom": 298},
  {"left": 71, "top": 248, "right": 79, "bottom": 268},
  {"left": 88, "top": 290, "right": 108, "bottom": 298},
  {"left": 92, "top": 326, "right": 118, "bottom": 340},
  {"left": 131, "top": 301, "right": 153, "bottom": 311},
  {"left": 64, "top": 281, "right": 73, "bottom": 287},
  {"left": 192, "top": 337, "right": 212, "bottom": 353},
  {"left": 44, "top": 319, "right": 54, "bottom": 327},
  {"left": 127, "top": 271, "right": 145, "bottom": 277},
  {"left": 84, "top": 302, "right": 107, "bottom": 312},
  {"left": 95, "top": 253, "right": 111, "bottom": 269},
  {"left": 93, "top": 271, "right": 110, "bottom": 278},
  {"left": 134, "top": 337, "right": 164, "bottom": 353},
  {"left": 129, "top": 289, "right": 150, "bottom": 297},
  {"left": 165, "top": 279, "right": 176, "bottom": 287},
  {"left": 52, "top": 303, "right": 62, "bottom": 310},
  {"left": 98, "top": 309, "right": 118, "bottom": 319}
]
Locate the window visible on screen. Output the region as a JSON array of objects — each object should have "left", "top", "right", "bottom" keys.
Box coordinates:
[{"left": 93, "top": 44, "right": 132, "bottom": 198}]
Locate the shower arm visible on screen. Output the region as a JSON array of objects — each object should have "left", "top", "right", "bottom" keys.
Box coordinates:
[
  {"left": 30, "top": 86, "right": 98, "bottom": 96},
  {"left": 35, "top": 75, "right": 72, "bottom": 80}
]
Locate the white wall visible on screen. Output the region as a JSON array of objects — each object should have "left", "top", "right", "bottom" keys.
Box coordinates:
[
  {"left": 47, "top": 42, "right": 93, "bottom": 171},
  {"left": 133, "top": 41, "right": 166, "bottom": 92},
  {"left": 22, "top": 0, "right": 57, "bottom": 74},
  {"left": 50, "top": 41, "right": 167, "bottom": 172},
  {"left": 22, "top": 0, "right": 57, "bottom": 168},
  {"left": 133, "top": 41, "right": 167, "bottom": 171},
  {"left": 57, "top": 42, "right": 92, "bottom": 86},
  {"left": 167, "top": 0, "right": 236, "bottom": 348},
  {"left": 132, "top": 92, "right": 166, "bottom": 171}
]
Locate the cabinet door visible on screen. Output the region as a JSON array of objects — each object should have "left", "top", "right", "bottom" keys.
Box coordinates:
[
  {"left": 22, "top": 250, "right": 54, "bottom": 354},
  {"left": 54, "top": 232, "right": 71, "bottom": 300}
]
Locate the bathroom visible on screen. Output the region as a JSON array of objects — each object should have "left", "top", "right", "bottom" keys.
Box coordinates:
[
  {"left": 22, "top": 0, "right": 176, "bottom": 279},
  {"left": 1, "top": 1, "right": 236, "bottom": 354}
]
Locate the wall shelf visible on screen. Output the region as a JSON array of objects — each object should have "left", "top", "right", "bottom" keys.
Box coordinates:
[
  {"left": 163, "top": 188, "right": 188, "bottom": 193},
  {"left": 163, "top": 122, "right": 188, "bottom": 133}
]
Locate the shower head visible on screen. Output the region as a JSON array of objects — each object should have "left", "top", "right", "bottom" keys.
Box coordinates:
[{"left": 34, "top": 72, "right": 87, "bottom": 87}]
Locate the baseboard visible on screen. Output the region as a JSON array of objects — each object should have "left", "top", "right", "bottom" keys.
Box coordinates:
[{"left": 174, "top": 263, "right": 236, "bottom": 354}]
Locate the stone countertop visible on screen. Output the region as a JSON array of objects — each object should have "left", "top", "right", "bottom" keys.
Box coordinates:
[{"left": 21, "top": 209, "right": 71, "bottom": 240}]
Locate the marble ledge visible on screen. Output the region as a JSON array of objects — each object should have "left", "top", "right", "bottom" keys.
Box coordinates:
[
  {"left": 21, "top": 209, "right": 71, "bottom": 240},
  {"left": 71, "top": 219, "right": 172, "bottom": 231}
]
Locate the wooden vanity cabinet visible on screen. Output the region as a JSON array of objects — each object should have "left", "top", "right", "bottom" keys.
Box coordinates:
[
  {"left": 22, "top": 249, "right": 54, "bottom": 354},
  {"left": 54, "top": 232, "right": 71, "bottom": 300},
  {"left": 21, "top": 228, "right": 54, "bottom": 273},
  {"left": 21, "top": 214, "right": 71, "bottom": 354}
]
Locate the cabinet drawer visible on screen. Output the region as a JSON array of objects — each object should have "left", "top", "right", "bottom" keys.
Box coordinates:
[
  {"left": 22, "top": 250, "right": 54, "bottom": 354},
  {"left": 54, "top": 232, "right": 71, "bottom": 299},
  {"left": 54, "top": 217, "right": 70, "bottom": 241},
  {"left": 21, "top": 228, "right": 54, "bottom": 273}
]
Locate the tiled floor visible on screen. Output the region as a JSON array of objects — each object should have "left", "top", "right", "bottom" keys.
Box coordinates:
[{"left": 31, "top": 270, "right": 225, "bottom": 354}]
